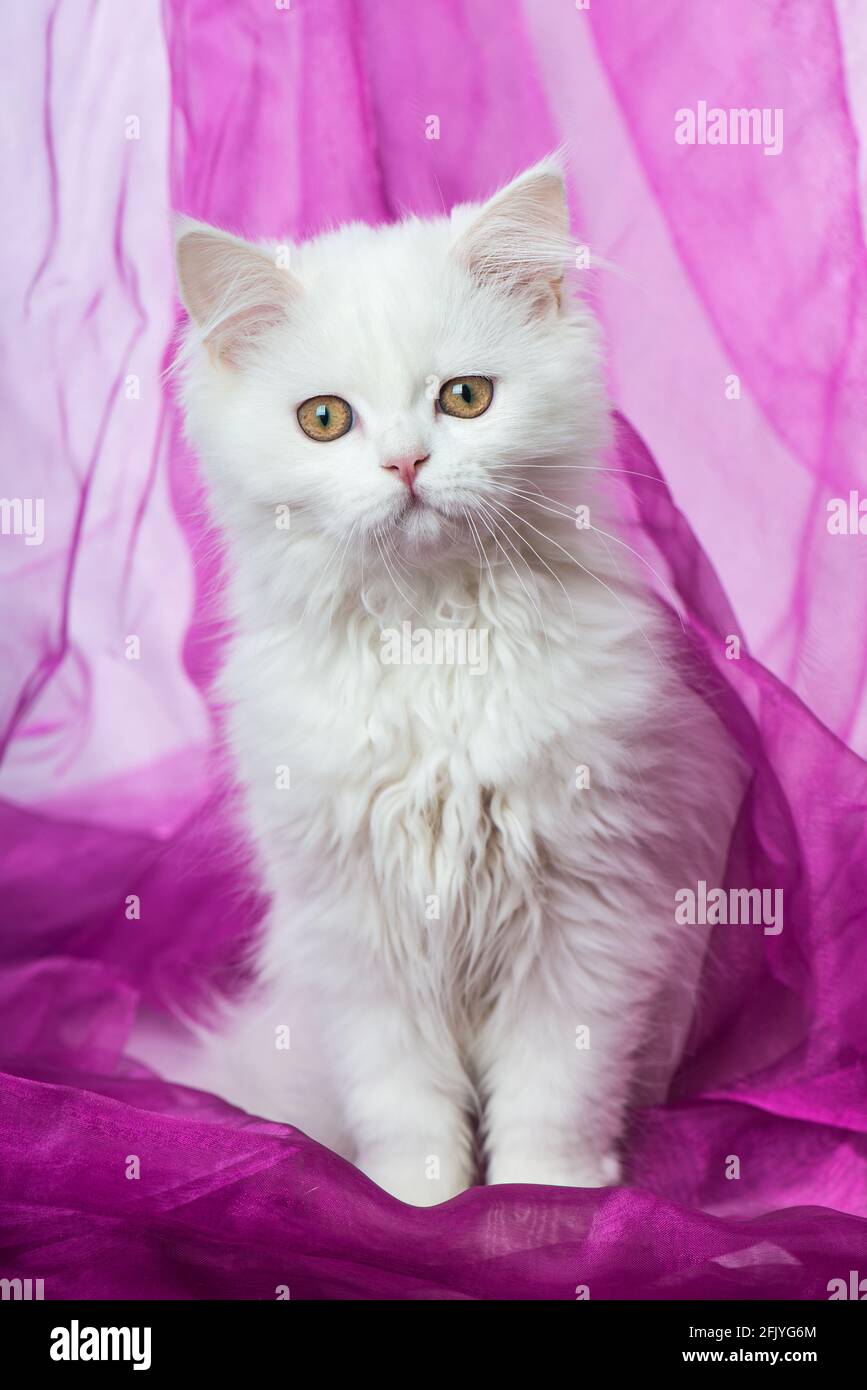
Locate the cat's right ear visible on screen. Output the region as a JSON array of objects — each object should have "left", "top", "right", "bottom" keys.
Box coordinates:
[
  {"left": 175, "top": 218, "right": 298, "bottom": 366},
  {"left": 449, "top": 158, "right": 570, "bottom": 316}
]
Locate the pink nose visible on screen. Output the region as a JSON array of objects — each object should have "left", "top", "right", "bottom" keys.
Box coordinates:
[{"left": 381, "top": 454, "right": 429, "bottom": 491}]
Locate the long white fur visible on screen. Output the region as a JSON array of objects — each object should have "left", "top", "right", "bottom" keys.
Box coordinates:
[{"left": 149, "top": 159, "right": 743, "bottom": 1205}]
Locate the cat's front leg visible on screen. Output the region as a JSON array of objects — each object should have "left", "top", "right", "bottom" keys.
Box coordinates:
[
  {"left": 477, "top": 932, "right": 653, "bottom": 1190},
  {"left": 330, "top": 966, "right": 476, "bottom": 1206}
]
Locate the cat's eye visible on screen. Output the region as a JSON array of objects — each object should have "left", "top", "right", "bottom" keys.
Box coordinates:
[
  {"left": 297, "top": 395, "right": 354, "bottom": 441},
  {"left": 438, "top": 375, "right": 494, "bottom": 419}
]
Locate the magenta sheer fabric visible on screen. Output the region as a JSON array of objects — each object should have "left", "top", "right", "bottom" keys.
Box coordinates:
[{"left": 2, "top": 0, "right": 867, "bottom": 1298}]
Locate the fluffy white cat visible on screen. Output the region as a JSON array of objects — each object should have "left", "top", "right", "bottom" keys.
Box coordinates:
[{"left": 158, "top": 159, "right": 742, "bottom": 1205}]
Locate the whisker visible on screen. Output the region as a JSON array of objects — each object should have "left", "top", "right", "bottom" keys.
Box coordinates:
[
  {"left": 384, "top": 523, "right": 417, "bottom": 588},
  {"left": 474, "top": 501, "right": 552, "bottom": 658},
  {"left": 487, "top": 479, "right": 625, "bottom": 580},
  {"left": 589, "top": 523, "right": 685, "bottom": 631},
  {"left": 295, "top": 527, "right": 356, "bottom": 631},
  {"left": 375, "top": 526, "right": 425, "bottom": 620},
  {"left": 494, "top": 462, "right": 669, "bottom": 488},
  {"left": 479, "top": 496, "right": 667, "bottom": 670},
  {"left": 465, "top": 506, "right": 499, "bottom": 601},
  {"left": 462, "top": 505, "right": 485, "bottom": 578},
  {"left": 481, "top": 494, "right": 578, "bottom": 634},
  {"left": 485, "top": 479, "right": 577, "bottom": 523},
  {"left": 325, "top": 520, "right": 359, "bottom": 643}
]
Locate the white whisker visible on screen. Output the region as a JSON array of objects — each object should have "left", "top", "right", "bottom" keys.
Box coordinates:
[
  {"left": 375, "top": 526, "right": 425, "bottom": 620},
  {"left": 475, "top": 500, "right": 551, "bottom": 657},
  {"left": 487, "top": 479, "right": 625, "bottom": 580},
  {"left": 465, "top": 506, "right": 499, "bottom": 601},
  {"left": 480, "top": 495, "right": 667, "bottom": 670},
  {"left": 325, "top": 520, "right": 359, "bottom": 644},
  {"left": 480, "top": 493, "right": 578, "bottom": 634},
  {"left": 495, "top": 462, "right": 669, "bottom": 487},
  {"left": 589, "top": 523, "right": 685, "bottom": 631}
]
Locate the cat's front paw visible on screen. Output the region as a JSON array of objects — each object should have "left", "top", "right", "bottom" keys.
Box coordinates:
[
  {"left": 356, "top": 1150, "right": 474, "bottom": 1207},
  {"left": 487, "top": 1151, "right": 621, "bottom": 1190}
]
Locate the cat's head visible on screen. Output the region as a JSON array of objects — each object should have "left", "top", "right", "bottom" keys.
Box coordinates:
[{"left": 175, "top": 158, "right": 607, "bottom": 565}]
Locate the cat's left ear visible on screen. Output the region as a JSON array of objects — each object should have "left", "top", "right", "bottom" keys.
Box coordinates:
[{"left": 450, "top": 157, "right": 569, "bottom": 315}]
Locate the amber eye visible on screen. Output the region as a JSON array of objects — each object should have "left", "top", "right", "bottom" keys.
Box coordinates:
[
  {"left": 438, "top": 375, "right": 494, "bottom": 419},
  {"left": 297, "top": 395, "right": 354, "bottom": 441}
]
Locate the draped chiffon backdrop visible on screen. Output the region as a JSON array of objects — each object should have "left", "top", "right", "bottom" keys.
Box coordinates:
[{"left": 2, "top": 0, "right": 866, "bottom": 1298}]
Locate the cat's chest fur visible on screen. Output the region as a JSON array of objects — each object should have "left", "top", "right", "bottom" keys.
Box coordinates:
[{"left": 223, "top": 569, "right": 655, "bottom": 1007}]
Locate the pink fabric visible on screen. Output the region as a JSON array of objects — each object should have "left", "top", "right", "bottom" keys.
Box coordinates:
[{"left": 1, "top": 0, "right": 866, "bottom": 1298}]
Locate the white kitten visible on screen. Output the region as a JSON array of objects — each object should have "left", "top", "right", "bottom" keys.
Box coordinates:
[{"left": 161, "top": 160, "right": 742, "bottom": 1205}]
